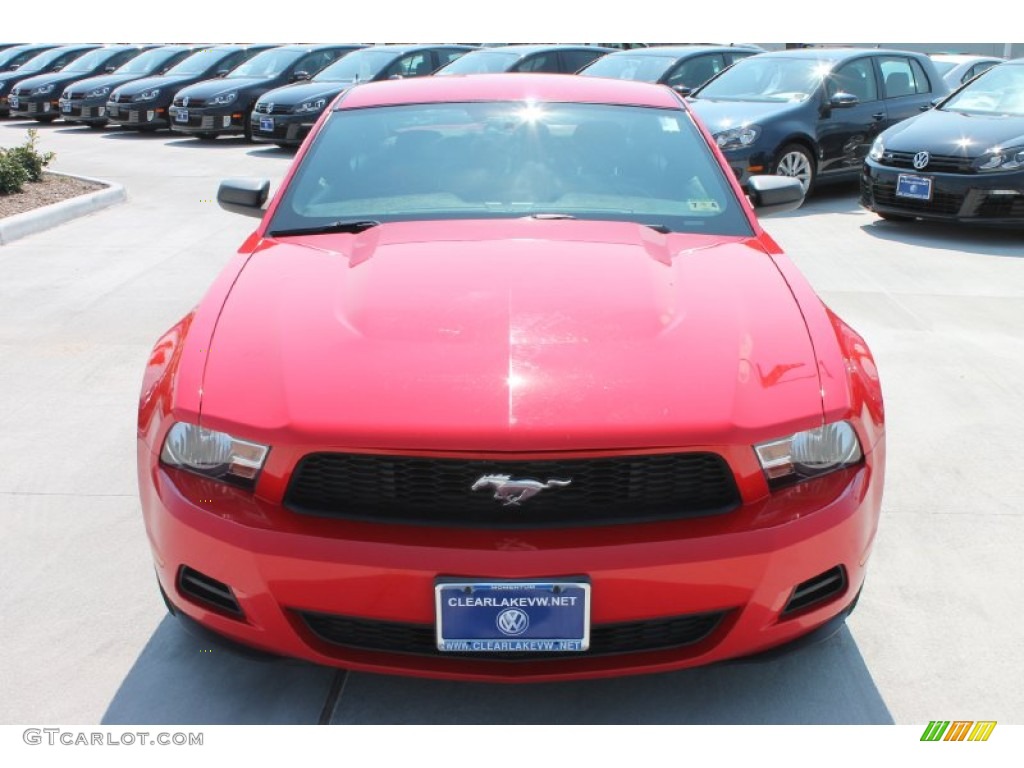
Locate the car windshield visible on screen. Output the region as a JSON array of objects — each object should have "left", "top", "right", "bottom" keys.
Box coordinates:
[
  {"left": 19, "top": 47, "right": 82, "bottom": 73},
  {"left": 114, "top": 48, "right": 176, "bottom": 76},
  {"left": 165, "top": 48, "right": 229, "bottom": 76},
  {"left": 62, "top": 48, "right": 116, "bottom": 74},
  {"left": 695, "top": 57, "right": 827, "bottom": 102},
  {"left": 579, "top": 54, "right": 678, "bottom": 82},
  {"left": 269, "top": 101, "right": 752, "bottom": 237},
  {"left": 941, "top": 64, "right": 1024, "bottom": 116},
  {"left": 436, "top": 51, "right": 521, "bottom": 75},
  {"left": 0, "top": 47, "right": 41, "bottom": 69},
  {"left": 314, "top": 50, "right": 402, "bottom": 83},
  {"left": 228, "top": 49, "right": 302, "bottom": 78}
]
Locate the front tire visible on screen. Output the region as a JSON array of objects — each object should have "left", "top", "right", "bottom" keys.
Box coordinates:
[{"left": 772, "top": 144, "right": 816, "bottom": 194}]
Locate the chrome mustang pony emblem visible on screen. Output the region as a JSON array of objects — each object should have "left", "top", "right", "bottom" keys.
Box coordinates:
[{"left": 471, "top": 475, "right": 572, "bottom": 506}]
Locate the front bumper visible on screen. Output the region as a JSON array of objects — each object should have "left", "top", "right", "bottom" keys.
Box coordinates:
[
  {"left": 58, "top": 97, "right": 109, "bottom": 124},
  {"left": 861, "top": 160, "right": 1024, "bottom": 224},
  {"left": 105, "top": 101, "right": 171, "bottom": 129},
  {"left": 8, "top": 96, "right": 58, "bottom": 119},
  {"left": 168, "top": 104, "right": 247, "bottom": 136},
  {"left": 249, "top": 111, "right": 317, "bottom": 146},
  {"left": 140, "top": 442, "right": 884, "bottom": 682}
]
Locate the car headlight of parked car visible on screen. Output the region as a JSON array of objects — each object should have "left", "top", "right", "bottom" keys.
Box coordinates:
[
  {"left": 85, "top": 86, "right": 110, "bottom": 99},
  {"left": 973, "top": 145, "right": 1024, "bottom": 172},
  {"left": 868, "top": 136, "right": 885, "bottom": 161},
  {"left": 755, "top": 421, "right": 863, "bottom": 488},
  {"left": 135, "top": 88, "right": 160, "bottom": 102},
  {"left": 159, "top": 423, "right": 269, "bottom": 489},
  {"left": 210, "top": 91, "right": 237, "bottom": 106},
  {"left": 713, "top": 125, "right": 760, "bottom": 151},
  {"left": 31, "top": 84, "right": 55, "bottom": 96},
  {"left": 295, "top": 98, "right": 326, "bottom": 114}
]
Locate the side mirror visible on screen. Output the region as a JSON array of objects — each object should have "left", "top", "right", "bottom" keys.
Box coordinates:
[
  {"left": 671, "top": 84, "right": 693, "bottom": 97},
  {"left": 217, "top": 178, "right": 270, "bottom": 218},
  {"left": 829, "top": 92, "right": 859, "bottom": 108},
  {"left": 291, "top": 70, "right": 311, "bottom": 82},
  {"left": 747, "top": 175, "right": 805, "bottom": 216}
]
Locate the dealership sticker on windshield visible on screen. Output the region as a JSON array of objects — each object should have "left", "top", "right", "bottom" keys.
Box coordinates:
[
  {"left": 436, "top": 581, "right": 590, "bottom": 653},
  {"left": 688, "top": 199, "right": 721, "bottom": 212},
  {"left": 896, "top": 174, "right": 932, "bottom": 201}
]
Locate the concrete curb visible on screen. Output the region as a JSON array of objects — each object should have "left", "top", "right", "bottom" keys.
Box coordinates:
[{"left": 0, "top": 171, "right": 126, "bottom": 246}]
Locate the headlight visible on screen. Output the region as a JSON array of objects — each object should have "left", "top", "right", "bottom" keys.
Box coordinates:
[
  {"left": 210, "top": 91, "right": 237, "bottom": 106},
  {"left": 135, "top": 88, "right": 160, "bottom": 102},
  {"left": 159, "top": 423, "right": 269, "bottom": 489},
  {"left": 713, "top": 125, "right": 760, "bottom": 151},
  {"left": 295, "top": 97, "right": 326, "bottom": 114},
  {"left": 973, "top": 145, "right": 1024, "bottom": 172},
  {"left": 85, "top": 86, "right": 110, "bottom": 99},
  {"left": 755, "top": 421, "right": 863, "bottom": 488},
  {"left": 869, "top": 136, "right": 884, "bottom": 161},
  {"left": 32, "top": 84, "right": 55, "bottom": 96}
]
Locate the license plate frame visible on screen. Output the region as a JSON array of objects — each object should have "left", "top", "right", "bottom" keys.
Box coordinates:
[
  {"left": 260, "top": 116, "right": 274, "bottom": 132},
  {"left": 175, "top": 109, "right": 188, "bottom": 123},
  {"left": 435, "top": 579, "right": 590, "bottom": 653},
  {"left": 896, "top": 173, "right": 933, "bottom": 201}
]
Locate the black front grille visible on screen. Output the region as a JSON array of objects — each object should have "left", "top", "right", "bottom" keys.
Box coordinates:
[
  {"left": 177, "top": 566, "right": 244, "bottom": 618},
  {"left": 173, "top": 96, "right": 206, "bottom": 107},
  {"left": 881, "top": 151, "right": 973, "bottom": 174},
  {"left": 869, "top": 180, "right": 964, "bottom": 214},
  {"left": 284, "top": 452, "right": 741, "bottom": 527},
  {"left": 115, "top": 93, "right": 134, "bottom": 103},
  {"left": 781, "top": 566, "right": 847, "bottom": 617},
  {"left": 254, "top": 102, "right": 292, "bottom": 115},
  {"left": 66, "top": 90, "right": 85, "bottom": 100},
  {"left": 298, "top": 609, "right": 729, "bottom": 660}
]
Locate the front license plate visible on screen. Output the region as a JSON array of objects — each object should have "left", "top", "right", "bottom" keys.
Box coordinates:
[
  {"left": 62, "top": 102, "right": 71, "bottom": 113},
  {"left": 175, "top": 109, "right": 188, "bottom": 123},
  {"left": 8, "top": 95, "right": 18, "bottom": 109},
  {"left": 896, "top": 173, "right": 932, "bottom": 200},
  {"left": 436, "top": 580, "right": 590, "bottom": 653},
  {"left": 260, "top": 116, "right": 274, "bottom": 132}
]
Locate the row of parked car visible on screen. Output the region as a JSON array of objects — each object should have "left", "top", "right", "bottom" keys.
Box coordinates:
[{"left": 1, "top": 41, "right": 1021, "bottom": 225}]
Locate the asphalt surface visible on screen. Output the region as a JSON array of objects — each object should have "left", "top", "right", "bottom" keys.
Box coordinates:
[{"left": 0, "top": 121, "right": 1021, "bottom": 725}]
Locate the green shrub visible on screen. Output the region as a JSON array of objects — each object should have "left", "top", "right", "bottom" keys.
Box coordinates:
[
  {"left": 7, "top": 129, "right": 55, "bottom": 182},
  {"left": 0, "top": 150, "right": 29, "bottom": 195}
]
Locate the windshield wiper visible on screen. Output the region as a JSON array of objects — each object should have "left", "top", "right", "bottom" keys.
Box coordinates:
[{"left": 268, "top": 220, "right": 381, "bottom": 237}]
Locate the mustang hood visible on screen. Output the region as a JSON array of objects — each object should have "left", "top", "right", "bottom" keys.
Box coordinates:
[
  {"left": 199, "top": 220, "right": 823, "bottom": 451},
  {"left": 882, "top": 107, "right": 1024, "bottom": 155}
]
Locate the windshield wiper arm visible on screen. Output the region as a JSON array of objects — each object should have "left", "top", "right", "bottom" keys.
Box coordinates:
[{"left": 268, "top": 220, "right": 381, "bottom": 237}]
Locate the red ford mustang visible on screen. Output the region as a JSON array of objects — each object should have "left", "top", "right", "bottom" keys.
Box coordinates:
[{"left": 137, "top": 74, "right": 885, "bottom": 681}]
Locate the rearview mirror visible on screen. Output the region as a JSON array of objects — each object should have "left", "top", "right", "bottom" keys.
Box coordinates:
[
  {"left": 217, "top": 178, "right": 270, "bottom": 218},
  {"left": 747, "top": 175, "right": 805, "bottom": 216}
]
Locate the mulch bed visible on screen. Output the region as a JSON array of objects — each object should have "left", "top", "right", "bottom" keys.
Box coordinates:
[{"left": 0, "top": 172, "right": 105, "bottom": 219}]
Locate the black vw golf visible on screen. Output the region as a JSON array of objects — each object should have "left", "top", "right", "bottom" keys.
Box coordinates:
[
  {"left": 106, "top": 45, "right": 277, "bottom": 131},
  {"left": 861, "top": 59, "right": 1024, "bottom": 225},
  {"left": 1, "top": 44, "right": 100, "bottom": 118},
  {"left": 60, "top": 45, "right": 205, "bottom": 127},
  {"left": 688, "top": 48, "right": 947, "bottom": 193},
  {"left": 170, "top": 45, "right": 359, "bottom": 140},
  {"left": 9, "top": 45, "right": 151, "bottom": 122},
  {"left": 250, "top": 44, "right": 474, "bottom": 147}
]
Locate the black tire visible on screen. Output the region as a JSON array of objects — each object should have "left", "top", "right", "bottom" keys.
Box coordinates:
[
  {"left": 772, "top": 143, "right": 816, "bottom": 194},
  {"left": 877, "top": 211, "right": 914, "bottom": 222},
  {"left": 196, "top": 132, "right": 218, "bottom": 141},
  {"left": 35, "top": 116, "right": 57, "bottom": 124}
]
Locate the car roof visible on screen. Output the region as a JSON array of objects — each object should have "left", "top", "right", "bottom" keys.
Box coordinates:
[
  {"left": 471, "top": 44, "right": 616, "bottom": 55},
  {"left": 757, "top": 47, "right": 930, "bottom": 61},
  {"left": 603, "top": 45, "right": 762, "bottom": 57},
  {"left": 929, "top": 53, "right": 1001, "bottom": 63},
  {"left": 337, "top": 72, "right": 682, "bottom": 110},
  {"left": 358, "top": 44, "right": 477, "bottom": 54}
]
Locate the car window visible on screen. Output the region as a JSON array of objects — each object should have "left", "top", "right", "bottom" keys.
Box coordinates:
[
  {"left": 695, "top": 56, "right": 825, "bottom": 103},
  {"left": 560, "top": 49, "right": 605, "bottom": 73},
  {"left": 228, "top": 49, "right": 303, "bottom": 78},
  {"left": 270, "top": 102, "right": 753, "bottom": 237},
  {"left": 878, "top": 56, "right": 922, "bottom": 98},
  {"left": 513, "top": 52, "right": 560, "bottom": 73},
  {"left": 436, "top": 48, "right": 470, "bottom": 67},
  {"left": 726, "top": 50, "right": 757, "bottom": 66},
  {"left": 908, "top": 59, "right": 932, "bottom": 93},
  {"left": 941, "top": 63, "right": 1024, "bottom": 116},
  {"left": 294, "top": 50, "right": 337, "bottom": 76},
  {"left": 665, "top": 54, "right": 726, "bottom": 89},
  {"left": 578, "top": 54, "right": 678, "bottom": 82},
  {"left": 827, "top": 58, "right": 878, "bottom": 101},
  {"left": 385, "top": 53, "right": 434, "bottom": 79}
]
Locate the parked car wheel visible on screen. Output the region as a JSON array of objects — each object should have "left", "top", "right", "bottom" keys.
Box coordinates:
[{"left": 773, "top": 144, "right": 816, "bottom": 193}]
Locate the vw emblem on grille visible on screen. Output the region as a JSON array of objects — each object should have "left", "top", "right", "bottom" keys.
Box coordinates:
[
  {"left": 496, "top": 608, "right": 529, "bottom": 636},
  {"left": 266, "top": 102, "right": 274, "bottom": 113},
  {"left": 182, "top": 96, "right": 189, "bottom": 107},
  {"left": 913, "top": 151, "right": 930, "bottom": 170},
  {"left": 471, "top": 475, "right": 572, "bottom": 506}
]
